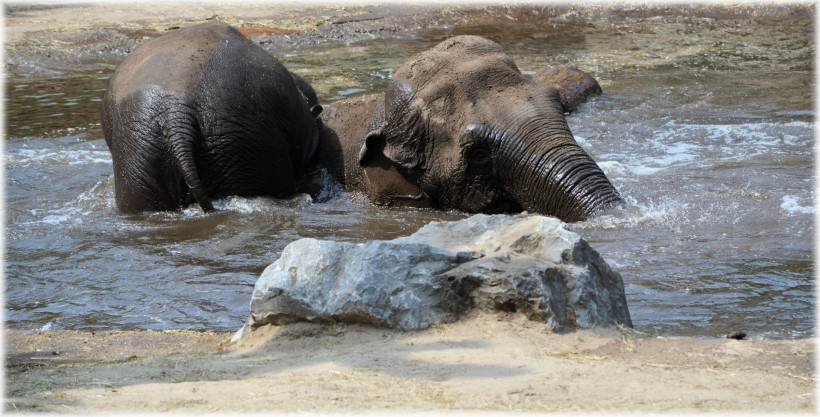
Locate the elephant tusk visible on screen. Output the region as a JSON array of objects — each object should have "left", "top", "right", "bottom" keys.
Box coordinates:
[{"left": 393, "top": 193, "right": 429, "bottom": 201}]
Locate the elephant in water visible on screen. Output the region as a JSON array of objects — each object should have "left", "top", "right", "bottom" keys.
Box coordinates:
[
  {"left": 317, "top": 35, "right": 620, "bottom": 222},
  {"left": 102, "top": 21, "right": 322, "bottom": 213}
]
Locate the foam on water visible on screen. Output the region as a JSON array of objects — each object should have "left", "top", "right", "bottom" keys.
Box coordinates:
[
  {"left": 780, "top": 195, "right": 815, "bottom": 215},
  {"left": 6, "top": 142, "right": 111, "bottom": 167},
  {"left": 594, "top": 120, "right": 814, "bottom": 175}
]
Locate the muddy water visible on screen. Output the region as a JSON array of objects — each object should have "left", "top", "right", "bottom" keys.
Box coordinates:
[{"left": 5, "top": 6, "right": 815, "bottom": 338}]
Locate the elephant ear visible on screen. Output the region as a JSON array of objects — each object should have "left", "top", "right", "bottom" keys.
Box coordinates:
[
  {"left": 357, "top": 129, "right": 387, "bottom": 166},
  {"left": 357, "top": 100, "right": 388, "bottom": 166},
  {"left": 374, "top": 77, "right": 426, "bottom": 171},
  {"left": 543, "top": 85, "right": 569, "bottom": 115}
]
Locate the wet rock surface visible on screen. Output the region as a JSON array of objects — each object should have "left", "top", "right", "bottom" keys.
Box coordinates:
[{"left": 237, "top": 214, "right": 631, "bottom": 338}]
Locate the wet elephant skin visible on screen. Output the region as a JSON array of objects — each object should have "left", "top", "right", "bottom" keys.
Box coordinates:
[{"left": 102, "top": 21, "right": 322, "bottom": 213}]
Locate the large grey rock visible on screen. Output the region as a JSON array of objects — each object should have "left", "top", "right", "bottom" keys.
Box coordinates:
[{"left": 235, "top": 214, "right": 630, "bottom": 340}]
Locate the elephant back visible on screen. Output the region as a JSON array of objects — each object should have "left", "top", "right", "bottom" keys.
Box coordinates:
[{"left": 108, "top": 22, "right": 247, "bottom": 103}]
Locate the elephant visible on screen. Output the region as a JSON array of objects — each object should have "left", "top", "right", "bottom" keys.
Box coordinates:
[
  {"left": 101, "top": 21, "right": 323, "bottom": 213},
  {"left": 533, "top": 66, "right": 603, "bottom": 112},
  {"left": 316, "top": 35, "right": 621, "bottom": 222}
]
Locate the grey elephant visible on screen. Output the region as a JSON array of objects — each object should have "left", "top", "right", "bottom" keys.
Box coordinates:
[
  {"left": 102, "top": 21, "right": 322, "bottom": 213},
  {"left": 317, "top": 36, "right": 620, "bottom": 222}
]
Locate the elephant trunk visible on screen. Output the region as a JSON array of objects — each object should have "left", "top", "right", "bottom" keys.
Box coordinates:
[{"left": 492, "top": 124, "right": 622, "bottom": 222}]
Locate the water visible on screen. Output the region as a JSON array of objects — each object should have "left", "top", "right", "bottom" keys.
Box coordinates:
[{"left": 5, "top": 6, "right": 815, "bottom": 339}]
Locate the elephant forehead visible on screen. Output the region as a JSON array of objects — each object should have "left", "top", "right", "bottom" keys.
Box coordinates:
[
  {"left": 421, "top": 82, "right": 548, "bottom": 133},
  {"left": 435, "top": 35, "right": 506, "bottom": 52},
  {"left": 417, "top": 35, "right": 509, "bottom": 68},
  {"left": 399, "top": 45, "right": 524, "bottom": 91}
]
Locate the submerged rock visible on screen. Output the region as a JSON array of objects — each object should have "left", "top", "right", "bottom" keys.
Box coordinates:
[{"left": 235, "top": 214, "right": 631, "bottom": 340}]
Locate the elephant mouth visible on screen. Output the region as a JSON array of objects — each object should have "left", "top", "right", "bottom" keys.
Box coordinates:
[
  {"left": 456, "top": 181, "right": 523, "bottom": 214},
  {"left": 481, "top": 198, "right": 522, "bottom": 214}
]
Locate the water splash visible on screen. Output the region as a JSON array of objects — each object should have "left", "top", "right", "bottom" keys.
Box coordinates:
[
  {"left": 209, "top": 194, "right": 314, "bottom": 214},
  {"left": 575, "top": 194, "right": 691, "bottom": 232},
  {"left": 23, "top": 177, "right": 114, "bottom": 226}
]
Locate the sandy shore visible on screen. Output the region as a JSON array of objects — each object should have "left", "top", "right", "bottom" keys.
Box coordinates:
[
  {"left": 3, "top": 2, "right": 816, "bottom": 414},
  {"left": 5, "top": 312, "right": 815, "bottom": 413}
]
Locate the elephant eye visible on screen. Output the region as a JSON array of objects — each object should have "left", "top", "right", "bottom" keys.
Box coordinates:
[{"left": 467, "top": 147, "right": 493, "bottom": 175}]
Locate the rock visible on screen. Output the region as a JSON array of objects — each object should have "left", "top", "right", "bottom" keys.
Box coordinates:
[
  {"left": 533, "top": 66, "right": 603, "bottom": 112},
  {"left": 234, "top": 214, "right": 631, "bottom": 340}
]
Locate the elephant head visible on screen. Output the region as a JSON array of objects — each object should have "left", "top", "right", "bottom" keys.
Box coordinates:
[{"left": 355, "top": 35, "right": 621, "bottom": 222}]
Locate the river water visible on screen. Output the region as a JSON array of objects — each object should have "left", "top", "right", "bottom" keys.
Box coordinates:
[{"left": 5, "top": 6, "right": 815, "bottom": 339}]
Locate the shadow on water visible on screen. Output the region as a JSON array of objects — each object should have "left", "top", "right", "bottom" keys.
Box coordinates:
[{"left": 4, "top": 5, "right": 815, "bottom": 339}]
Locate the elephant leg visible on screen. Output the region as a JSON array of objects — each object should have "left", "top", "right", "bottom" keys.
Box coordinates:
[{"left": 163, "top": 101, "right": 214, "bottom": 212}]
